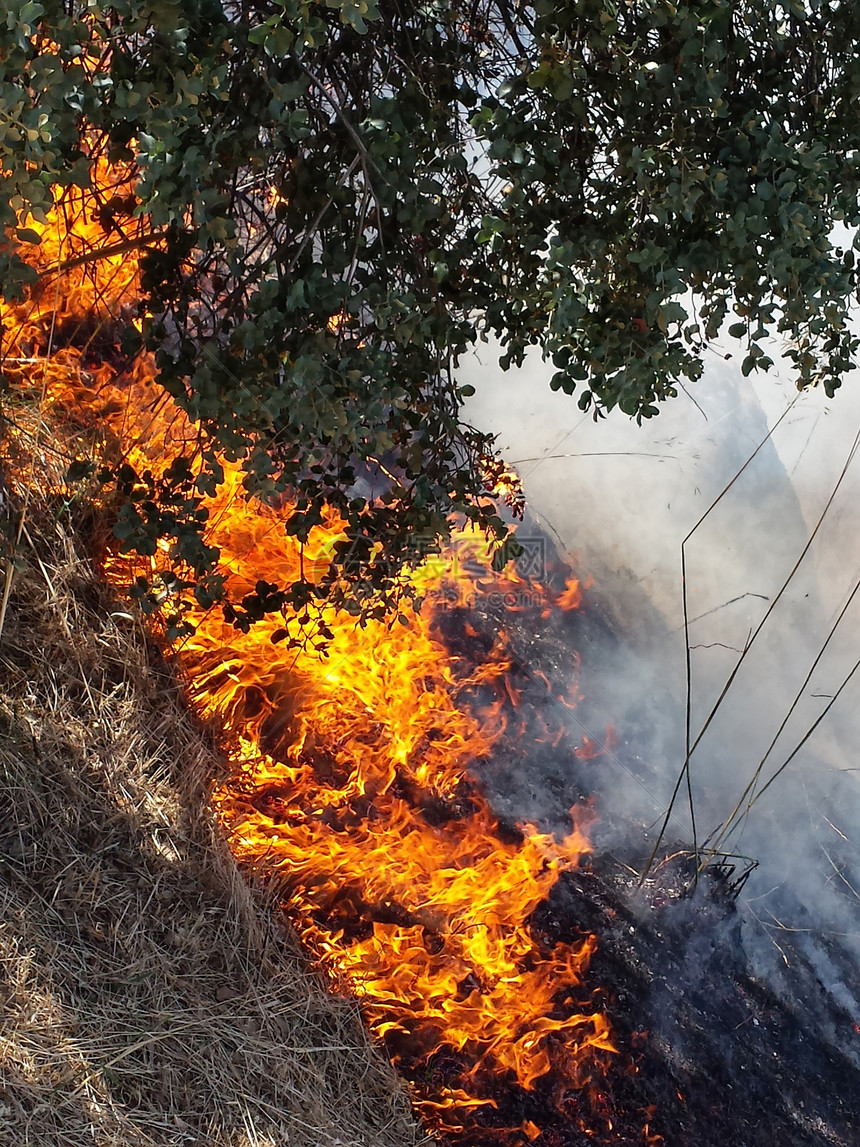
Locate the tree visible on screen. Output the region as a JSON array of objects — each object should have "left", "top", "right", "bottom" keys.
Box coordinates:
[{"left": 3, "top": 0, "right": 860, "bottom": 630}]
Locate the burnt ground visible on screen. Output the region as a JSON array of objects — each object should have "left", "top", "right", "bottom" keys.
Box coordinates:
[
  {"left": 404, "top": 806, "right": 860, "bottom": 1146},
  {"left": 428, "top": 537, "right": 860, "bottom": 1147},
  {"left": 535, "top": 857, "right": 860, "bottom": 1147}
]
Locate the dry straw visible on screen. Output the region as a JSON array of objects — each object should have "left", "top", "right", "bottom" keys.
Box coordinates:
[{"left": 0, "top": 432, "right": 429, "bottom": 1147}]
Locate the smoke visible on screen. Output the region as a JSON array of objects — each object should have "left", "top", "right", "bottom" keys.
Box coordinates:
[{"left": 460, "top": 334, "right": 860, "bottom": 1050}]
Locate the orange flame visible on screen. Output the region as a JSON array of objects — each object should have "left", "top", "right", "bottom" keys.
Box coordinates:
[
  {"left": 558, "top": 575, "right": 583, "bottom": 612},
  {"left": 480, "top": 454, "right": 526, "bottom": 520},
  {"left": 2, "top": 148, "right": 617, "bottom": 1137}
]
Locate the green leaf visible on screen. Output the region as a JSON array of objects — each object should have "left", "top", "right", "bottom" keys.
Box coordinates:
[
  {"left": 13, "top": 0, "right": 860, "bottom": 640},
  {"left": 19, "top": 1, "right": 45, "bottom": 27}
]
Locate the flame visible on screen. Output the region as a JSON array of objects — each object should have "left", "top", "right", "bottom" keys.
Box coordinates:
[
  {"left": 558, "top": 575, "right": 583, "bottom": 612},
  {"left": 641, "top": 1107, "right": 663, "bottom": 1144},
  {"left": 480, "top": 454, "right": 526, "bottom": 520},
  {"left": 2, "top": 147, "right": 621, "bottom": 1138},
  {"left": 575, "top": 736, "right": 604, "bottom": 762}
]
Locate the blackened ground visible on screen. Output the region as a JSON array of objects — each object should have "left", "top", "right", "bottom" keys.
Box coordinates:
[
  {"left": 531, "top": 855, "right": 860, "bottom": 1147},
  {"left": 430, "top": 540, "right": 860, "bottom": 1147},
  {"left": 393, "top": 841, "right": 860, "bottom": 1146}
]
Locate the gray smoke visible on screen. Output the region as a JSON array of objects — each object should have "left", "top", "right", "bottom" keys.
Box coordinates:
[{"left": 460, "top": 333, "right": 860, "bottom": 1053}]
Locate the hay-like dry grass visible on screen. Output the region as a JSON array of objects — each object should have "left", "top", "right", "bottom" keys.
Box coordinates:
[{"left": 0, "top": 487, "right": 429, "bottom": 1147}]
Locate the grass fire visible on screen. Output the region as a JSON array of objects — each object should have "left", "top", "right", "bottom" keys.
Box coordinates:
[
  {"left": 4, "top": 67, "right": 860, "bottom": 1147},
  {"left": 1, "top": 149, "right": 626, "bottom": 1144}
]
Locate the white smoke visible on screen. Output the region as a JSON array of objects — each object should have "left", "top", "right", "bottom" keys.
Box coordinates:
[{"left": 460, "top": 332, "right": 860, "bottom": 1043}]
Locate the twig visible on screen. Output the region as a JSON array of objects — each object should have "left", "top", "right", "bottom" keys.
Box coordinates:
[
  {"left": 747, "top": 651, "right": 860, "bottom": 811},
  {"left": 682, "top": 591, "right": 770, "bottom": 628},
  {"left": 705, "top": 569, "right": 860, "bottom": 856},
  {"left": 508, "top": 450, "right": 679, "bottom": 464},
  {"left": 37, "top": 230, "right": 167, "bottom": 277},
  {"left": 641, "top": 396, "right": 801, "bottom": 881},
  {"left": 291, "top": 54, "right": 389, "bottom": 262}
]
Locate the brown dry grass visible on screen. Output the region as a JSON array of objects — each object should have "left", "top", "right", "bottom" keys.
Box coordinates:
[{"left": 0, "top": 480, "right": 428, "bottom": 1147}]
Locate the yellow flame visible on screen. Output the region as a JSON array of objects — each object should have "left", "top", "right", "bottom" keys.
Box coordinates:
[{"left": 2, "top": 147, "right": 616, "bottom": 1139}]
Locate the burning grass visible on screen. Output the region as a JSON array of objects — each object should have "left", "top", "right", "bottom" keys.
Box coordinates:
[
  {"left": 6, "top": 140, "right": 860, "bottom": 1147},
  {"left": 0, "top": 149, "right": 619, "bottom": 1142},
  {"left": 0, "top": 384, "right": 616, "bottom": 1144},
  {"left": 0, "top": 479, "right": 428, "bottom": 1147}
]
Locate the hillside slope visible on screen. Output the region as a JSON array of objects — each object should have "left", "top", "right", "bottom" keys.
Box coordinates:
[{"left": 0, "top": 493, "right": 427, "bottom": 1147}]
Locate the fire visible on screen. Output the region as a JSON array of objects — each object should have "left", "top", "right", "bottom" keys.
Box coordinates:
[
  {"left": 480, "top": 454, "right": 526, "bottom": 520},
  {"left": 575, "top": 738, "right": 598, "bottom": 761},
  {"left": 558, "top": 576, "right": 583, "bottom": 612},
  {"left": 2, "top": 149, "right": 620, "bottom": 1139}
]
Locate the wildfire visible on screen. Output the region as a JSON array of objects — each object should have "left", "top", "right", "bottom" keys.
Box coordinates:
[
  {"left": 481, "top": 453, "right": 527, "bottom": 520},
  {"left": 558, "top": 576, "right": 583, "bottom": 612},
  {"left": 2, "top": 151, "right": 620, "bottom": 1140}
]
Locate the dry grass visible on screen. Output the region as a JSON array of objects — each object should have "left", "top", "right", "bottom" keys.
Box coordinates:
[{"left": 0, "top": 492, "right": 428, "bottom": 1147}]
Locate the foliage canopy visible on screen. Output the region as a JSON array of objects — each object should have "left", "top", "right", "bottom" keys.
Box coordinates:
[{"left": 3, "top": 0, "right": 860, "bottom": 627}]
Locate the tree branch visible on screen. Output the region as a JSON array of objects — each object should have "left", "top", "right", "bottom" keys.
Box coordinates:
[{"left": 37, "top": 231, "right": 168, "bottom": 278}]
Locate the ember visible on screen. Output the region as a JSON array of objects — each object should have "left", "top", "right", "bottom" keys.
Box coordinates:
[{"left": 2, "top": 150, "right": 622, "bottom": 1141}]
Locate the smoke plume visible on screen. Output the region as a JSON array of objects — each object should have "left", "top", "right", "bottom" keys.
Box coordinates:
[{"left": 461, "top": 334, "right": 860, "bottom": 1058}]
